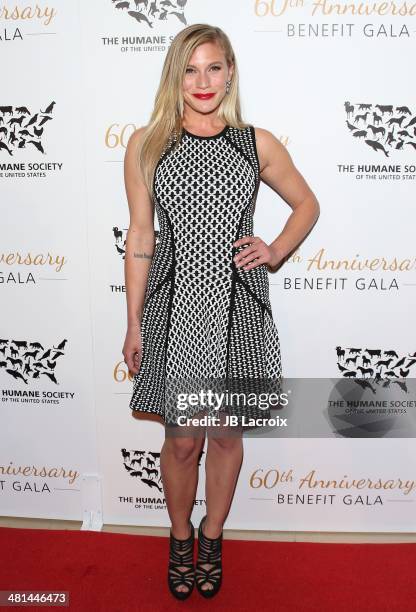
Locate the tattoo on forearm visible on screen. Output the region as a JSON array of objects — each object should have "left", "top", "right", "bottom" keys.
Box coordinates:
[{"left": 133, "top": 251, "right": 153, "bottom": 260}]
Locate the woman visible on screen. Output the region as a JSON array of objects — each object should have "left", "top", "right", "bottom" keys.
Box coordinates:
[{"left": 122, "top": 23, "right": 319, "bottom": 600}]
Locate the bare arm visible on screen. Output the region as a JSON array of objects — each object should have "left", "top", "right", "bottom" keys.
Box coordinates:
[
  {"left": 123, "top": 127, "right": 155, "bottom": 373},
  {"left": 233, "top": 127, "right": 320, "bottom": 271}
]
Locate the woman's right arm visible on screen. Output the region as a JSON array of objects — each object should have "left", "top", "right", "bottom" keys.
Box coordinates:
[{"left": 122, "top": 126, "right": 155, "bottom": 375}]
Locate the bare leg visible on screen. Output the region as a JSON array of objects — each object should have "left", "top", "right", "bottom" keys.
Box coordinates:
[
  {"left": 198, "top": 416, "right": 243, "bottom": 591},
  {"left": 161, "top": 431, "right": 205, "bottom": 593}
]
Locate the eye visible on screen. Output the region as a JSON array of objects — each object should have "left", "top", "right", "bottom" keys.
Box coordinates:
[{"left": 185, "top": 65, "right": 222, "bottom": 74}]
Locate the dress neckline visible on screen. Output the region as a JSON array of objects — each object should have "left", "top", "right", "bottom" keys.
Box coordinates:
[{"left": 182, "top": 124, "right": 229, "bottom": 140}]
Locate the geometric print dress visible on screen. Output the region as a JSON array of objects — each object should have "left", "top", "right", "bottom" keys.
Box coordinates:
[{"left": 129, "top": 124, "right": 282, "bottom": 428}]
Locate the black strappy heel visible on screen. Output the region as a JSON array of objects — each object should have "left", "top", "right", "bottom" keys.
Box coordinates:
[
  {"left": 167, "top": 519, "right": 195, "bottom": 600},
  {"left": 195, "top": 514, "right": 223, "bottom": 598}
]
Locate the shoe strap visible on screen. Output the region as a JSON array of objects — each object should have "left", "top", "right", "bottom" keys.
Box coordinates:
[
  {"left": 169, "top": 546, "right": 193, "bottom": 565},
  {"left": 169, "top": 522, "right": 194, "bottom": 565},
  {"left": 198, "top": 518, "right": 222, "bottom": 563}
]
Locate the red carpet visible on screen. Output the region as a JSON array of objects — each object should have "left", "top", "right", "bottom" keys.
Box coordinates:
[{"left": 1, "top": 526, "right": 415, "bottom": 611}]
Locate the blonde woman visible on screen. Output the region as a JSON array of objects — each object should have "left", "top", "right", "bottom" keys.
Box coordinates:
[{"left": 123, "top": 24, "right": 319, "bottom": 600}]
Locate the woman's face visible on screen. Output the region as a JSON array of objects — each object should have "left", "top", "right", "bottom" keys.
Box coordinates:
[{"left": 183, "top": 41, "right": 233, "bottom": 114}]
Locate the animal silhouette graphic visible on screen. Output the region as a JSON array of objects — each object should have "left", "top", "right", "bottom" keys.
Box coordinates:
[
  {"left": 0, "top": 101, "right": 55, "bottom": 155},
  {"left": 110, "top": 0, "right": 188, "bottom": 27},
  {"left": 335, "top": 345, "right": 416, "bottom": 385},
  {"left": 121, "top": 449, "right": 163, "bottom": 491},
  {"left": 121, "top": 447, "right": 203, "bottom": 493},
  {"left": 344, "top": 101, "right": 416, "bottom": 155},
  {"left": 0, "top": 338, "right": 67, "bottom": 383}
]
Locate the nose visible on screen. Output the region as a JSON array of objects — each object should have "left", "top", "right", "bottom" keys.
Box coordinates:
[{"left": 195, "top": 71, "right": 209, "bottom": 89}]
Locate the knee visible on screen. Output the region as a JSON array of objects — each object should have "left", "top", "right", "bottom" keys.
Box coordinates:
[
  {"left": 165, "top": 437, "right": 201, "bottom": 463},
  {"left": 208, "top": 435, "right": 242, "bottom": 453}
]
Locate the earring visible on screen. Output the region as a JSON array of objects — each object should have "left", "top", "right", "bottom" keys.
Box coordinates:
[{"left": 225, "top": 79, "right": 231, "bottom": 94}]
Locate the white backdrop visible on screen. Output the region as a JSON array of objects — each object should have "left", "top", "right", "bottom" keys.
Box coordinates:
[{"left": 1, "top": 0, "right": 415, "bottom": 532}]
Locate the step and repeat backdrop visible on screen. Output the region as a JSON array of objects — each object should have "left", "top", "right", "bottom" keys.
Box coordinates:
[{"left": 1, "top": 1, "right": 416, "bottom": 532}]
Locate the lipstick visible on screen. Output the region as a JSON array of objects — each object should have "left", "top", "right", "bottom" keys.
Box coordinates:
[{"left": 192, "top": 93, "right": 215, "bottom": 100}]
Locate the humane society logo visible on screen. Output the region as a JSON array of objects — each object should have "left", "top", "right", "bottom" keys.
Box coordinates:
[
  {"left": 121, "top": 447, "right": 205, "bottom": 511},
  {"left": 328, "top": 347, "right": 416, "bottom": 438},
  {"left": 0, "top": 101, "right": 64, "bottom": 178},
  {"left": 103, "top": 0, "right": 189, "bottom": 52},
  {"left": 337, "top": 101, "right": 416, "bottom": 181},
  {"left": 0, "top": 338, "right": 75, "bottom": 407}
]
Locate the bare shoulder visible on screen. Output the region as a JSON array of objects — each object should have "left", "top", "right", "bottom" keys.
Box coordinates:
[
  {"left": 124, "top": 126, "right": 149, "bottom": 184},
  {"left": 125, "top": 125, "right": 148, "bottom": 155},
  {"left": 251, "top": 126, "right": 315, "bottom": 209},
  {"left": 252, "top": 126, "right": 291, "bottom": 174}
]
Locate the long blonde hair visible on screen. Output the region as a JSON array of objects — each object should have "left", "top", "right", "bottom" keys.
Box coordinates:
[{"left": 138, "top": 23, "right": 249, "bottom": 197}]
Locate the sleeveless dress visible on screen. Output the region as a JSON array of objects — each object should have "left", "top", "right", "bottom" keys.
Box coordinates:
[{"left": 129, "top": 124, "right": 282, "bottom": 428}]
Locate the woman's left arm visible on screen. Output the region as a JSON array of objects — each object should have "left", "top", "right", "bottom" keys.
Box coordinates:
[{"left": 233, "top": 126, "right": 320, "bottom": 271}]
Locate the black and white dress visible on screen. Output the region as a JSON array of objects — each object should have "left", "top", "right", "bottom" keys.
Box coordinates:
[{"left": 129, "top": 124, "right": 282, "bottom": 427}]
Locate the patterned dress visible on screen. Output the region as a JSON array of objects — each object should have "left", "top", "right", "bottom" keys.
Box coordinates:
[{"left": 129, "top": 124, "right": 282, "bottom": 427}]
